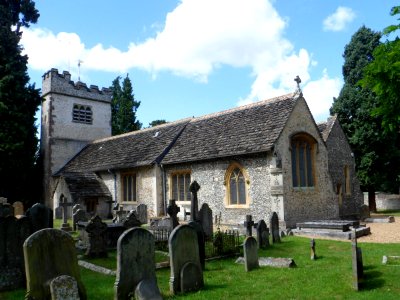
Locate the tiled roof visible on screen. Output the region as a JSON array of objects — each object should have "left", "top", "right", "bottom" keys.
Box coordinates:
[
  {"left": 58, "top": 93, "right": 298, "bottom": 173},
  {"left": 62, "top": 172, "right": 112, "bottom": 200},
  {"left": 162, "top": 94, "right": 297, "bottom": 164},
  {"left": 317, "top": 115, "right": 337, "bottom": 142}
]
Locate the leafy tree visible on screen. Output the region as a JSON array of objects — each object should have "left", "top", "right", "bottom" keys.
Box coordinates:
[
  {"left": 360, "top": 6, "right": 400, "bottom": 133},
  {"left": 110, "top": 74, "right": 141, "bottom": 135},
  {"left": 149, "top": 119, "right": 167, "bottom": 127},
  {"left": 331, "top": 26, "right": 400, "bottom": 211},
  {"left": 0, "top": 0, "right": 42, "bottom": 205}
]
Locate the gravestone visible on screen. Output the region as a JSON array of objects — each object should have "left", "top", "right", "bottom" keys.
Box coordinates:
[
  {"left": 0, "top": 216, "right": 31, "bottom": 291},
  {"left": 136, "top": 204, "right": 148, "bottom": 224},
  {"left": 244, "top": 215, "right": 254, "bottom": 237},
  {"left": 0, "top": 203, "right": 14, "bottom": 218},
  {"left": 114, "top": 227, "right": 162, "bottom": 300},
  {"left": 198, "top": 203, "right": 213, "bottom": 240},
  {"left": 189, "top": 181, "right": 200, "bottom": 222},
  {"left": 115, "top": 206, "right": 128, "bottom": 223},
  {"left": 12, "top": 201, "right": 24, "bottom": 216},
  {"left": 50, "top": 275, "right": 80, "bottom": 300},
  {"left": 359, "top": 204, "right": 370, "bottom": 220},
  {"left": 0, "top": 197, "right": 7, "bottom": 204},
  {"left": 26, "top": 203, "right": 53, "bottom": 232},
  {"left": 85, "top": 215, "right": 108, "bottom": 258},
  {"left": 72, "top": 209, "right": 88, "bottom": 231},
  {"left": 72, "top": 204, "right": 82, "bottom": 215},
  {"left": 169, "top": 224, "right": 204, "bottom": 294},
  {"left": 167, "top": 199, "right": 180, "bottom": 230},
  {"left": 59, "top": 195, "right": 73, "bottom": 231},
  {"left": 23, "top": 228, "right": 86, "bottom": 299},
  {"left": 351, "top": 230, "right": 363, "bottom": 291},
  {"left": 188, "top": 221, "right": 206, "bottom": 270},
  {"left": 270, "top": 212, "right": 281, "bottom": 243},
  {"left": 255, "top": 219, "right": 269, "bottom": 249},
  {"left": 243, "top": 236, "right": 259, "bottom": 272},
  {"left": 54, "top": 206, "right": 62, "bottom": 219},
  {"left": 310, "top": 239, "right": 316, "bottom": 260},
  {"left": 122, "top": 211, "right": 141, "bottom": 228}
]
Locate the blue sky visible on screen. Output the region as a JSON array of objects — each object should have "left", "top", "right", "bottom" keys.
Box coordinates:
[{"left": 22, "top": 0, "right": 398, "bottom": 127}]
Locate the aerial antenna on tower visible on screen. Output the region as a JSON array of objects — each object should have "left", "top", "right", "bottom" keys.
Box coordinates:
[{"left": 78, "top": 59, "right": 83, "bottom": 81}]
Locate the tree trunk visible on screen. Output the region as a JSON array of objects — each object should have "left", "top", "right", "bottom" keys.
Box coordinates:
[{"left": 368, "top": 188, "right": 377, "bottom": 213}]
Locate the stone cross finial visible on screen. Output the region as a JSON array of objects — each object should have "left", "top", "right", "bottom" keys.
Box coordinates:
[
  {"left": 189, "top": 181, "right": 200, "bottom": 222},
  {"left": 294, "top": 75, "right": 301, "bottom": 88},
  {"left": 59, "top": 194, "right": 72, "bottom": 231},
  {"left": 167, "top": 199, "right": 180, "bottom": 230},
  {"left": 244, "top": 215, "right": 254, "bottom": 237}
]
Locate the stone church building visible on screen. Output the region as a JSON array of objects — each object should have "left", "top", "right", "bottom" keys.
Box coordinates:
[{"left": 41, "top": 69, "right": 363, "bottom": 227}]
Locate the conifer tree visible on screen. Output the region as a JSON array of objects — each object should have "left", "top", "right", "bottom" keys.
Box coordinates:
[
  {"left": 0, "top": 0, "right": 42, "bottom": 204},
  {"left": 110, "top": 74, "right": 141, "bottom": 135}
]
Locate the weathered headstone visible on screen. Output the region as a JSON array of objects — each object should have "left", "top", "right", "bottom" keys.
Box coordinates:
[
  {"left": 243, "top": 236, "right": 259, "bottom": 272},
  {"left": 244, "top": 215, "right": 254, "bottom": 237},
  {"left": 310, "top": 239, "right": 316, "bottom": 260},
  {"left": 198, "top": 203, "right": 213, "bottom": 240},
  {"left": 23, "top": 228, "right": 86, "bottom": 299},
  {"left": 115, "top": 206, "right": 128, "bottom": 224},
  {"left": 359, "top": 204, "right": 370, "bottom": 220},
  {"left": 122, "top": 211, "right": 141, "bottom": 228},
  {"left": 188, "top": 221, "right": 206, "bottom": 270},
  {"left": 114, "top": 227, "right": 161, "bottom": 300},
  {"left": 169, "top": 224, "right": 204, "bottom": 294},
  {"left": 50, "top": 275, "right": 80, "bottom": 300},
  {"left": 72, "top": 209, "right": 88, "bottom": 231},
  {"left": 72, "top": 204, "right": 82, "bottom": 215},
  {"left": 26, "top": 203, "right": 53, "bottom": 232},
  {"left": 59, "top": 195, "right": 73, "bottom": 231},
  {"left": 167, "top": 199, "right": 180, "bottom": 230},
  {"left": 136, "top": 204, "right": 148, "bottom": 225},
  {"left": 255, "top": 219, "right": 269, "bottom": 249},
  {"left": 12, "top": 201, "right": 24, "bottom": 216},
  {"left": 351, "top": 230, "right": 363, "bottom": 291},
  {"left": 0, "top": 216, "right": 31, "bottom": 291},
  {"left": 54, "top": 206, "right": 63, "bottom": 219},
  {"left": 269, "top": 212, "right": 281, "bottom": 243},
  {"left": 189, "top": 181, "right": 200, "bottom": 222},
  {"left": 0, "top": 203, "right": 14, "bottom": 218},
  {"left": 0, "top": 197, "right": 7, "bottom": 204},
  {"left": 85, "top": 215, "right": 108, "bottom": 258}
]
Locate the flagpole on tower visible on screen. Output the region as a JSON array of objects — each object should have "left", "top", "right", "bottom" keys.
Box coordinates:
[{"left": 78, "top": 59, "right": 83, "bottom": 81}]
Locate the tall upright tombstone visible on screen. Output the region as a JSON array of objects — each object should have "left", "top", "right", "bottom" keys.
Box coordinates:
[
  {"left": 351, "top": 229, "right": 363, "bottom": 291},
  {"left": 0, "top": 215, "right": 31, "bottom": 291},
  {"left": 243, "top": 236, "right": 259, "bottom": 272},
  {"left": 114, "top": 227, "right": 161, "bottom": 300},
  {"left": 255, "top": 219, "right": 269, "bottom": 249},
  {"left": 188, "top": 221, "right": 206, "bottom": 270},
  {"left": 59, "top": 194, "right": 73, "bottom": 231},
  {"left": 189, "top": 181, "right": 200, "bottom": 222},
  {"left": 72, "top": 209, "right": 88, "bottom": 231},
  {"left": 26, "top": 203, "right": 53, "bottom": 232},
  {"left": 85, "top": 215, "right": 108, "bottom": 258},
  {"left": 269, "top": 212, "right": 281, "bottom": 244},
  {"left": 169, "top": 224, "right": 204, "bottom": 295},
  {"left": 12, "top": 201, "right": 24, "bottom": 216},
  {"left": 136, "top": 204, "right": 148, "bottom": 225},
  {"left": 167, "top": 199, "right": 180, "bottom": 230},
  {"left": 198, "top": 203, "right": 213, "bottom": 240},
  {"left": 23, "top": 228, "right": 86, "bottom": 299}
]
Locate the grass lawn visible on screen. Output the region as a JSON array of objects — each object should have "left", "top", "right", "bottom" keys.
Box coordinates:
[{"left": 2, "top": 235, "right": 400, "bottom": 300}]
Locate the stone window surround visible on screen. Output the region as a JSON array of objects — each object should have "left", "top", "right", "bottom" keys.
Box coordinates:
[
  {"left": 224, "top": 162, "right": 250, "bottom": 208},
  {"left": 120, "top": 172, "right": 137, "bottom": 204},
  {"left": 344, "top": 165, "right": 351, "bottom": 196},
  {"left": 169, "top": 170, "right": 192, "bottom": 203}
]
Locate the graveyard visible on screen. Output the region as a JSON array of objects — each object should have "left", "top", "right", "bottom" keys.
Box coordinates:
[{"left": 1, "top": 195, "right": 400, "bottom": 299}]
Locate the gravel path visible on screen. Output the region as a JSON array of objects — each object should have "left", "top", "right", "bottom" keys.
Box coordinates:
[{"left": 358, "top": 215, "right": 400, "bottom": 243}]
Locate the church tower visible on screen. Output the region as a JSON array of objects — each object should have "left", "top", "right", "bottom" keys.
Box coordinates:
[{"left": 40, "top": 69, "right": 112, "bottom": 208}]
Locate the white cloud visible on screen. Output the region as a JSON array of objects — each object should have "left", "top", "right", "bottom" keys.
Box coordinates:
[
  {"left": 323, "top": 6, "right": 356, "bottom": 32},
  {"left": 20, "top": 0, "right": 341, "bottom": 119}
]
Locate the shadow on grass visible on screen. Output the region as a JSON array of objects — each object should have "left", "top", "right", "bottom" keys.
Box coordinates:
[
  {"left": 360, "top": 265, "right": 385, "bottom": 290},
  {"left": 203, "top": 283, "right": 228, "bottom": 291}
]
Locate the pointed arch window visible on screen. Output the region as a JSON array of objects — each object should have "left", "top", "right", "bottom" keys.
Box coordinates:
[
  {"left": 225, "top": 163, "right": 249, "bottom": 206},
  {"left": 291, "top": 133, "right": 316, "bottom": 188}
]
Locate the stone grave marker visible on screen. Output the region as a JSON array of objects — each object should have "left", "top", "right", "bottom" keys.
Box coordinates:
[
  {"left": 136, "top": 203, "right": 148, "bottom": 224},
  {"left": 50, "top": 275, "right": 80, "bottom": 300},
  {"left": 351, "top": 229, "right": 363, "bottom": 291},
  {"left": 0, "top": 197, "right": 7, "bottom": 204},
  {"left": 243, "top": 236, "right": 259, "bottom": 272},
  {"left": 59, "top": 195, "right": 73, "bottom": 231},
  {"left": 188, "top": 221, "right": 206, "bottom": 270},
  {"left": 26, "top": 203, "right": 53, "bottom": 232},
  {"left": 169, "top": 224, "right": 204, "bottom": 295},
  {"left": 54, "top": 206, "right": 62, "bottom": 219},
  {"left": 115, "top": 206, "right": 128, "bottom": 223},
  {"left": 0, "top": 202, "right": 14, "bottom": 218},
  {"left": 255, "top": 219, "right": 269, "bottom": 249},
  {"left": 198, "top": 203, "right": 213, "bottom": 240},
  {"left": 167, "top": 199, "right": 180, "bottom": 230},
  {"left": 72, "top": 209, "right": 88, "bottom": 231},
  {"left": 0, "top": 215, "right": 31, "bottom": 291},
  {"left": 114, "top": 227, "right": 161, "bottom": 300},
  {"left": 85, "top": 215, "right": 108, "bottom": 258},
  {"left": 270, "top": 212, "right": 281, "bottom": 243},
  {"left": 122, "top": 211, "right": 141, "bottom": 228},
  {"left": 23, "top": 228, "right": 86, "bottom": 299},
  {"left": 244, "top": 215, "right": 254, "bottom": 237},
  {"left": 72, "top": 204, "right": 82, "bottom": 215},
  {"left": 310, "top": 239, "right": 316, "bottom": 260},
  {"left": 189, "top": 181, "right": 200, "bottom": 222},
  {"left": 12, "top": 201, "right": 24, "bottom": 216}
]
